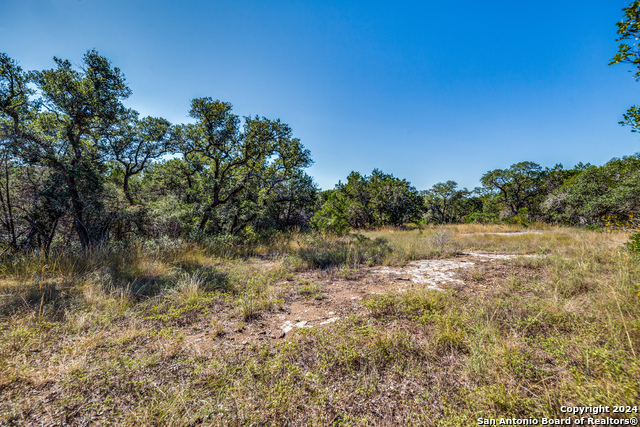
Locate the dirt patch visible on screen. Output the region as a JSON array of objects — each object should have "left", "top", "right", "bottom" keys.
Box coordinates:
[
  {"left": 371, "top": 259, "right": 475, "bottom": 291},
  {"left": 459, "top": 231, "right": 543, "bottom": 236},
  {"left": 188, "top": 252, "right": 530, "bottom": 348}
]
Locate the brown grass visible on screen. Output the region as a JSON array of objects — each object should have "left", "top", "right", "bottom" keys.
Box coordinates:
[{"left": 0, "top": 225, "right": 638, "bottom": 425}]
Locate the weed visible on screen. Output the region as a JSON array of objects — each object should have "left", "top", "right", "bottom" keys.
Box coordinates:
[
  {"left": 210, "top": 317, "right": 224, "bottom": 336},
  {"left": 296, "top": 281, "right": 324, "bottom": 300},
  {"left": 430, "top": 229, "right": 453, "bottom": 253}
]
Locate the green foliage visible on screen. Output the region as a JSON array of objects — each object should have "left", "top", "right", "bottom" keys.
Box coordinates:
[
  {"left": 627, "top": 232, "right": 640, "bottom": 255},
  {"left": 502, "top": 207, "right": 531, "bottom": 227},
  {"left": 3, "top": 49, "right": 639, "bottom": 257},
  {"left": 611, "top": 2, "right": 640, "bottom": 132},
  {"left": 422, "top": 180, "right": 478, "bottom": 224},
  {"left": 465, "top": 212, "right": 500, "bottom": 224},
  {"left": 0, "top": 51, "right": 317, "bottom": 252},
  {"left": 542, "top": 155, "right": 640, "bottom": 226},
  {"left": 309, "top": 189, "right": 352, "bottom": 235},
  {"left": 611, "top": 1, "right": 640, "bottom": 77},
  {"left": 1, "top": 50, "right": 133, "bottom": 251},
  {"left": 176, "top": 98, "right": 314, "bottom": 235},
  {"left": 105, "top": 113, "right": 176, "bottom": 205},
  {"left": 480, "top": 161, "right": 546, "bottom": 217},
  {"left": 312, "top": 169, "right": 422, "bottom": 232}
]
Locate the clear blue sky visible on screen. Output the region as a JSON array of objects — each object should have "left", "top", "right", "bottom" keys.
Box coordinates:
[{"left": 2, "top": 0, "right": 639, "bottom": 191}]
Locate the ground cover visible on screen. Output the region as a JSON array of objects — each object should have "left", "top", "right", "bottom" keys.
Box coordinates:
[{"left": 0, "top": 225, "right": 638, "bottom": 426}]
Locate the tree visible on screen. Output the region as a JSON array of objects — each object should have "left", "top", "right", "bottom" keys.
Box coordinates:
[
  {"left": 480, "top": 162, "right": 546, "bottom": 217},
  {"left": 176, "top": 98, "right": 312, "bottom": 234},
  {"left": 543, "top": 155, "right": 640, "bottom": 226},
  {"left": 31, "top": 51, "right": 130, "bottom": 251},
  {"left": 367, "top": 169, "right": 423, "bottom": 226},
  {"left": 104, "top": 112, "right": 175, "bottom": 205},
  {"left": 0, "top": 50, "right": 168, "bottom": 251},
  {"left": 611, "top": 1, "right": 640, "bottom": 131},
  {"left": 311, "top": 169, "right": 422, "bottom": 232},
  {"left": 311, "top": 189, "right": 352, "bottom": 234},
  {"left": 256, "top": 170, "right": 317, "bottom": 231},
  {"left": 422, "top": 181, "right": 470, "bottom": 224},
  {"left": 2, "top": 51, "right": 318, "bottom": 247},
  {"left": 612, "top": 1, "right": 640, "bottom": 77},
  {"left": 338, "top": 171, "right": 373, "bottom": 229},
  {"left": 0, "top": 54, "right": 35, "bottom": 251}
]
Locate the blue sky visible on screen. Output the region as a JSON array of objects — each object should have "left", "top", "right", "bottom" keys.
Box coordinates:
[{"left": 2, "top": 0, "right": 639, "bottom": 191}]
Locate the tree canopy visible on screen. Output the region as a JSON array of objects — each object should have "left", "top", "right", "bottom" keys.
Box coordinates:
[
  {"left": 0, "top": 51, "right": 315, "bottom": 252},
  {"left": 612, "top": 1, "right": 640, "bottom": 131},
  {"left": 422, "top": 181, "right": 473, "bottom": 224},
  {"left": 1, "top": 48, "right": 639, "bottom": 253},
  {"left": 312, "top": 169, "right": 422, "bottom": 233},
  {"left": 1, "top": 50, "right": 134, "bottom": 251},
  {"left": 480, "top": 162, "right": 546, "bottom": 217}
]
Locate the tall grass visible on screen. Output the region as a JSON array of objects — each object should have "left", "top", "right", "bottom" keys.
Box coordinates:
[{"left": 1, "top": 225, "right": 639, "bottom": 425}]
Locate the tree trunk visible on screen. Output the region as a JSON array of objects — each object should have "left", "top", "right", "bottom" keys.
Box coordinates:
[
  {"left": 198, "top": 208, "right": 211, "bottom": 232},
  {"left": 68, "top": 175, "right": 92, "bottom": 252},
  {"left": 123, "top": 173, "right": 134, "bottom": 205}
]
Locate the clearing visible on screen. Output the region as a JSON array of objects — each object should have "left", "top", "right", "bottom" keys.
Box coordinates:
[{"left": 1, "top": 225, "right": 638, "bottom": 426}]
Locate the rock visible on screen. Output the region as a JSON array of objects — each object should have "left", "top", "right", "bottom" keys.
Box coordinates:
[{"left": 281, "top": 320, "right": 294, "bottom": 333}]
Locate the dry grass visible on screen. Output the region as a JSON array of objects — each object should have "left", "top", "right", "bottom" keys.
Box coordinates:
[{"left": 1, "top": 225, "right": 639, "bottom": 425}]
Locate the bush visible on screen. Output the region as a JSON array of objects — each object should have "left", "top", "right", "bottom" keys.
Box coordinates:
[
  {"left": 295, "top": 234, "right": 392, "bottom": 269},
  {"left": 502, "top": 207, "right": 530, "bottom": 227},
  {"left": 626, "top": 232, "right": 640, "bottom": 255},
  {"left": 465, "top": 212, "right": 499, "bottom": 224}
]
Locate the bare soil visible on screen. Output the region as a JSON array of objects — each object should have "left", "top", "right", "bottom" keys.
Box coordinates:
[{"left": 187, "top": 251, "right": 530, "bottom": 348}]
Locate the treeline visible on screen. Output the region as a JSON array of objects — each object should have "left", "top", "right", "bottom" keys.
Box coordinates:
[
  {"left": 0, "top": 51, "right": 314, "bottom": 253},
  {"left": 1, "top": 51, "right": 638, "bottom": 253},
  {"left": 311, "top": 157, "right": 640, "bottom": 233}
]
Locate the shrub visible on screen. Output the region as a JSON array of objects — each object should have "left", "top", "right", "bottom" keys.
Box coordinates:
[
  {"left": 626, "top": 232, "right": 640, "bottom": 255},
  {"left": 465, "top": 212, "right": 499, "bottom": 224},
  {"left": 295, "top": 235, "right": 392, "bottom": 269}
]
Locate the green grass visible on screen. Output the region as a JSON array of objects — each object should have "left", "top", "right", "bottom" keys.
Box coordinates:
[
  {"left": 296, "top": 279, "right": 325, "bottom": 300},
  {"left": 1, "top": 225, "right": 639, "bottom": 425}
]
